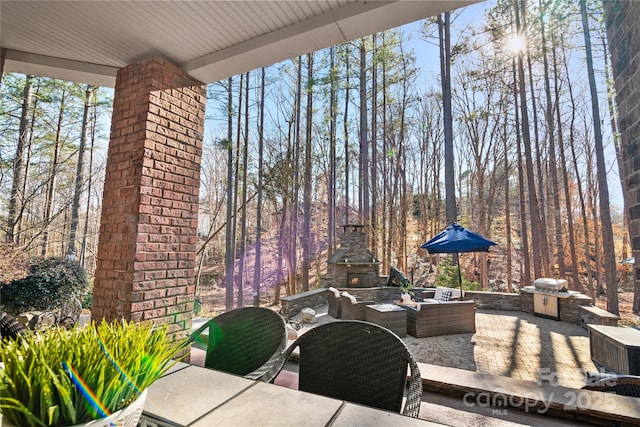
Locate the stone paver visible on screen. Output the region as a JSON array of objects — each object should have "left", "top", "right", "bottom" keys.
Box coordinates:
[{"left": 293, "top": 307, "right": 596, "bottom": 389}]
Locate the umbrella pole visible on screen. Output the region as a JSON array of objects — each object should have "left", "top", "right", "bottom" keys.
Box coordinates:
[{"left": 456, "top": 252, "right": 463, "bottom": 300}]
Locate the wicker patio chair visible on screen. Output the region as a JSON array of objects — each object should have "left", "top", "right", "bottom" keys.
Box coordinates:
[
  {"left": 269, "top": 320, "right": 422, "bottom": 417},
  {"left": 340, "top": 293, "right": 374, "bottom": 320},
  {"left": 188, "top": 307, "right": 287, "bottom": 382},
  {"left": 583, "top": 374, "right": 640, "bottom": 397},
  {"left": 0, "top": 310, "right": 28, "bottom": 340},
  {"left": 327, "top": 287, "right": 342, "bottom": 319}
]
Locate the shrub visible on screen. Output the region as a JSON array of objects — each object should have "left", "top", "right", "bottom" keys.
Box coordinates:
[
  {"left": 0, "top": 257, "right": 88, "bottom": 315},
  {"left": 81, "top": 278, "right": 94, "bottom": 309},
  {"left": 434, "top": 256, "right": 478, "bottom": 291}
]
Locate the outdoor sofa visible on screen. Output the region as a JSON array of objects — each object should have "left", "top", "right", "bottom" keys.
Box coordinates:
[{"left": 401, "top": 299, "right": 476, "bottom": 338}]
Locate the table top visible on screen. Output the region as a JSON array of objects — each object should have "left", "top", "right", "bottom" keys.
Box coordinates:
[
  {"left": 366, "top": 303, "right": 406, "bottom": 313},
  {"left": 141, "top": 362, "right": 444, "bottom": 427}
]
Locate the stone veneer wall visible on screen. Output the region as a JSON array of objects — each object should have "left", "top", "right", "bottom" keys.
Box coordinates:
[
  {"left": 92, "top": 57, "right": 205, "bottom": 341},
  {"left": 467, "top": 291, "right": 592, "bottom": 324},
  {"left": 465, "top": 291, "right": 525, "bottom": 311},
  {"left": 603, "top": 1, "right": 640, "bottom": 314}
]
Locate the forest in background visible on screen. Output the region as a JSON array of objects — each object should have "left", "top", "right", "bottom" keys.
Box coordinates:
[{"left": 1, "top": 0, "right": 635, "bottom": 317}]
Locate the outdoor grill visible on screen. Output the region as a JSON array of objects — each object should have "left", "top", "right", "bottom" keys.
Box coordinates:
[
  {"left": 534, "top": 278, "right": 568, "bottom": 293},
  {"left": 532, "top": 278, "right": 568, "bottom": 320}
]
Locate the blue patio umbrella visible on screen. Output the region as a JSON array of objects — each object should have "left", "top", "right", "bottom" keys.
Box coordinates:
[{"left": 420, "top": 223, "right": 497, "bottom": 298}]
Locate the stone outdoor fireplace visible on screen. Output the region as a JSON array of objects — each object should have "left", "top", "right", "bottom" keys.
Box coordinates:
[{"left": 323, "top": 224, "right": 383, "bottom": 288}]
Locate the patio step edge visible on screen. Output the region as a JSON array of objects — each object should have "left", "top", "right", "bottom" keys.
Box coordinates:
[{"left": 418, "top": 362, "right": 640, "bottom": 426}]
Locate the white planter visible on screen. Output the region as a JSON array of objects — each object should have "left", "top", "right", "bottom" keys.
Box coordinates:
[
  {"left": 76, "top": 389, "right": 147, "bottom": 427},
  {"left": 401, "top": 293, "right": 413, "bottom": 304},
  {"left": 1, "top": 389, "right": 147, "bottom": 427}
]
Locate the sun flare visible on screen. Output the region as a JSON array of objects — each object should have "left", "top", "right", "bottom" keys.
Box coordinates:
[{"left": 504, "top": 34, "right": 527, "bottom": 55}]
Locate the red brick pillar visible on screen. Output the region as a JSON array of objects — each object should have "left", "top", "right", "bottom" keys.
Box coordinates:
[
  {"left": 603, "top": 1, "right": 640, "bottom": 312},
  {"left": 92, "top": 57, "right": 205, "bottom": 340}
]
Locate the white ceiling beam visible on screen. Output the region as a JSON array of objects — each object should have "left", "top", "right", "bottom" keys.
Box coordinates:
[{"left": 4, "top": 50, "right": 118, "bottom": 88}]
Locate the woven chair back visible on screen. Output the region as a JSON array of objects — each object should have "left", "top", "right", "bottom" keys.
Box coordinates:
[
  {"left": 288, "top": 320, "right": 422, "bottom": 417},
  {"left": 191, "top": 307, "right": 287, "bottom": 381},
  {"left": 584, "top": 375, "right": 640, "bottom": 397}
]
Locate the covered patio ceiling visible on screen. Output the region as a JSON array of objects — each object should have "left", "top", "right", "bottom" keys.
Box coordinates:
[{"left": 1, "top": 1, "right": 478, "bottom": 87}]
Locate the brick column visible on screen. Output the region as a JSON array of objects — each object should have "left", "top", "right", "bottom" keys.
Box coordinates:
[
  {"left": 603, "top": 1, "right": 640, "bottom": 312},
  {"left": 92, "top": 57, "right": 205, "bottom": 340}
]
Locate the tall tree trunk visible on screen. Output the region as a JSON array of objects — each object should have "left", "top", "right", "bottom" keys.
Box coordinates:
[
  {"left": 359, "top": 38, "right": 370, "bottom": 226},
  {"left": 253, "top": 68, "right": 265, "bottom": 307},
  {"left": 503, "top": 110, "right": 513, "bottom": 292},
  {"left": 586, "top": 148, "right": 604, "bottom": 297},
  {"left": 17, "top": 79, "right": 40, "bottom": 246},
  {"left": 224, "top": 77, "right": 235, "bottom": 311},
  {"left": 381, "top": 38, "right": 389, "bottom": 271},
  {"left": 515, "top": 0, "right": 544, "bottom": 279},
  {"left": 81, "top": 97, "right": 98, "bottom": 268},
  {"left": 302, "top": 53, "right": 314, "bottom": 292},
  {"left": 580, "top": 0, "right": 619, "bottom": 315},
  {"left": 328, "top": 46, "right": 337, "bottom": 254},
  {"left": 0, "top": 48, "right": 5, "bottom": 88},
  {"left": 68, "top": 85, "right": 96, "bottom": 259},
  {"left": 231, "top": 76, "right": 244, "bottom": 305},
  {"left": 439, "top": 13, "right": 456, "bottom": 225},
  {"left": 513, "top": 60, "right": 531, "bottom": 287},
  {"left": 291, "top": 57, "right": 303, "bottom": 294},
  {"left": 525, "top": 4, "right": 550, "bottom": 275},
  {"left": 397, "top": 41, "right": 410, "bottom": 272},
  {"left": 344, "top": 47, "right": 351, "bottom": 225},
  {"left": 41, "top": 83, "right": 68, "bottom": 257},
  {"left": 539, "top": 3, "right": 565, "bottom": 279},
  {"left": 274, "top": 199, "right": 287, "bottom": 305},
  {"left": 371, "top": 34, "right": 378, "bottom": 260},
  {"left": 7, "top": 75, "right": 33, "bottom": 244},
  {"left": 553, "top": 36, "right": 581, "bottom": 292},
  {"left": 238, "top": 72, "right": 250, "bottom": 308}
]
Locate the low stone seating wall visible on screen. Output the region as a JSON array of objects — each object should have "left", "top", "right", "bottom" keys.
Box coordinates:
[
  {"left": 580, "top": 305, "right": 619, "bottom": 328},
  {"left": 465, "top": 290, "right": 592, "bottom": 325},
  {"left": 280, "top": 288, "right": 327, "bottom": 320}
]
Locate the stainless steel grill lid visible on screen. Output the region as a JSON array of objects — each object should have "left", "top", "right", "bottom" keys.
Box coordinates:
[{"left": 533, "top": 278, "right": 568, "bottom": 293}]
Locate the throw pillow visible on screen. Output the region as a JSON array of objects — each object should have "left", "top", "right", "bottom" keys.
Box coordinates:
[{"left": 440, "top": 289, "right": 452, "bottom": 301}]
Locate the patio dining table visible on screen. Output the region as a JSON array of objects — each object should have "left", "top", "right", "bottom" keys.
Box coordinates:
[{"left": 139, "top": 362, "right": 442, "bottom": 426}]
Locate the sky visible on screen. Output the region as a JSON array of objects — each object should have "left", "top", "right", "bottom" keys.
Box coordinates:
[
  {"left": 402, "top": 0, "right": 624, "bottom": 213},
  {"left": 195, "top": 0, "right": 624, "bottom": 215}
]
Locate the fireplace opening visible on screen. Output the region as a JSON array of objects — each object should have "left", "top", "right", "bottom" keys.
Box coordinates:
[{"left": 347, "top": 273, "right": 371, "bottom": 288}]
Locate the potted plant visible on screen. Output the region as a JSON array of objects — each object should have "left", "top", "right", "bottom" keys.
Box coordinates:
[
  {"left": 0, "top": 319, "right": 187, "bottom": 426},
  {"left": 399, "top": 280, "right": 414, "bottom": 304}
]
